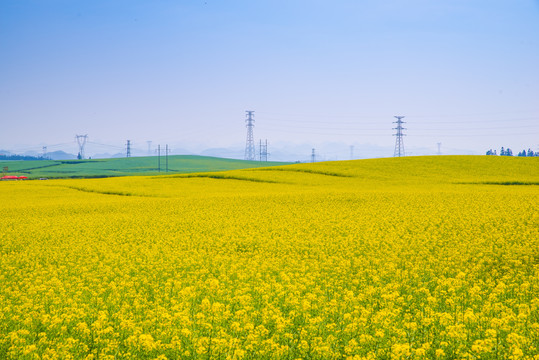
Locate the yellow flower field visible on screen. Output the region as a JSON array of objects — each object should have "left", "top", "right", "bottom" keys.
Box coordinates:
[{"left": 1, "top": 156, "right": 538, "bottom": 359}]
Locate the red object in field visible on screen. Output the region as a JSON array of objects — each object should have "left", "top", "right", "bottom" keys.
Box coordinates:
[
  {"left": 18, "top": 176, "right": 28, "bottom": 180},
  {"left": 1, "top": 176, "right": 19, "bottom": 180}
]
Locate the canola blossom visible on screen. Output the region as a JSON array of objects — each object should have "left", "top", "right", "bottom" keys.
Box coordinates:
[{"left": 1, "top": 156, "right": 538, "bottom": 359}]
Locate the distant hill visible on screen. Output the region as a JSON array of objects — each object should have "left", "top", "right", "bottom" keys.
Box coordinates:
[
  {"left": 47, "top": 150, "right": 77, "bottom": 160},
  {"left": 0, "top": 150, "right": 76, "bottom": 161}
]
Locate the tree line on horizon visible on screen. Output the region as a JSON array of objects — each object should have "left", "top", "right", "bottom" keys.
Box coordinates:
[
  {"left": 0, "top": 154, "right": 50, "bottom": 161},
  {"left": 485, "top": 147, "right": 538, "bottom": 157}
]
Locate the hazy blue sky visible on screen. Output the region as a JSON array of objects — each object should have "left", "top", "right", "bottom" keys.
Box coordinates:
[{"left": 1, "top": 0, "right": 538, "bottom": 159}]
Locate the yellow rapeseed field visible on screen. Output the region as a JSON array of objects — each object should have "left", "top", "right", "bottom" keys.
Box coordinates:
[{"left": 1, "top": 156, "right": 538, "bottom": 359}]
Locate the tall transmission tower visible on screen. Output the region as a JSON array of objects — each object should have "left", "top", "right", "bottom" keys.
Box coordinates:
[
  {"left": 76, "top": 134, "right": 88, "bottom": 159},
  {"left": 311, "top": 148, "right": 316, "bottom": 163},
  {"left": 393, "top": 116, "right": 406, "bottom": 157},
  {"left": 126, "top": 140, "right": 131, "bottom": 157},
  {"left": 259, "top": 139, "right": 268, "bottom": 162},
  {"left": 244, "top": 111, "right": 256, "bottom": 161}
]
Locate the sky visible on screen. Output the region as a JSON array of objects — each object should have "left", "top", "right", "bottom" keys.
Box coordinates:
[{"left": 1, "top": 0, "right": 538, "bottom": 160}]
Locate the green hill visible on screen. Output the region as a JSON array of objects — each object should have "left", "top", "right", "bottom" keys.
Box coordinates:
[{"left": 0, "top": 156, "right": 291, "bottom": 179}]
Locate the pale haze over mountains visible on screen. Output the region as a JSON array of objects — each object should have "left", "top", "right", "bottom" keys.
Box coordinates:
[{"left": 1, "top": 1, "right": 538, "bottom": 161}]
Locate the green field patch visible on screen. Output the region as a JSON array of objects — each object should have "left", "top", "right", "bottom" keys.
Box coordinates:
[
  {"left": 0, "top": 155, "right": 291, "bottom": 179},
  {"left": 177, "top": 173, "right": 285, "bottom": 184},
  {"left": 50, "top": 185, "right": 158, "bottom": 197},
  {"left": 252, "top": 167, "right": 354, "bottom": 178}
]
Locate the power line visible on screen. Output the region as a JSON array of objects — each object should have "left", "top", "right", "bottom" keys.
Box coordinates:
[
  {"left": 86, "top": 141, "right": 124, "bottom": 150},
  {"left": 410, "top": 131, "right": 539, "bottom": 137},
  {"left": 257, "top": 110, "right": 539, "bottom": 121},
  {"left": 257, "top": 122, "right": 539, "bottom": 137},
  {"left": 410, "top": 124, "right": 538, "bottom": 131},
  {"left": 259, "top": 130, "right": 539, "bottom": 139},
  {"left": 257, "top": 120, "right": 538, "bottom": 132},
  {"left": 45, "top": 142, "right": 74, "bottom": 148}
]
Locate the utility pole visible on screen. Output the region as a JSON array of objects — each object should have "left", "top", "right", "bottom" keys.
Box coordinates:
[
  {"left": 126, "top": 140, "right": 131, "bottom": 158},
  {"left": 311, "top": 148, "right": 316, "bottom": 163},
  {"left": 158, "top": 145, "right": 161, "bottom": 172},
  {"left": 75, "top": 134, "right": 88, "bottom": 159},
  {"left": 244, "top": 111, "right": 256, "bottom": 161},
  {"left": 393, "top": 116, "right": 406, "bottom": 157},
  {"left": 165, "top": 144, "right": 169, "bottom": 172}
]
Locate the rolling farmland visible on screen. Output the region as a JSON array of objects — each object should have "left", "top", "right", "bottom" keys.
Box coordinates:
[
  {"left": 1, "top": 156, "right": 538, "bottom": 359},
  {"left": 0, "top": 155, "right": 291, "bottom": 179}
]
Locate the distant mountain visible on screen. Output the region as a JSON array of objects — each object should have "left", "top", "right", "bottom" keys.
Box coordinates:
[
  {"left": 2, "top": 142, "right": 479, "bottom": 163},
  {"left": 0, "top": 149, "right": 76, "bottom": 160},
  {"left": 47, "top": 151, "right": 77, "bottom": 160},
  {"left": 91, "top": 153, "right": 114, "bottom": 159}
]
